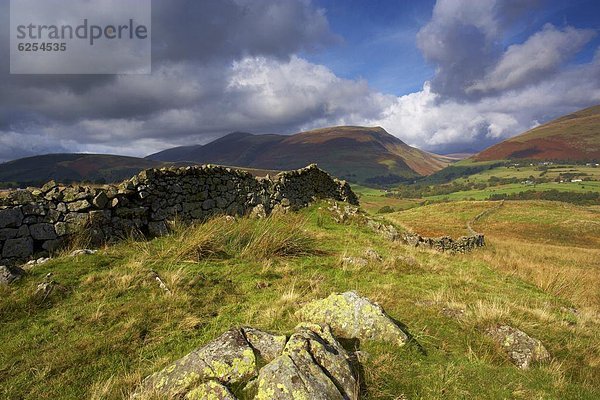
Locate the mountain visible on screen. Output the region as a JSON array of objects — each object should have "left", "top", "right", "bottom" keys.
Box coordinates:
[
  {"left": 148, "top": 126, "right": 452, "bottom": 185},
  {"left": 0, "top": 154, "right": 165, "bottom": 187},
  {"left": 475, "top": 105, "right": 600, "bottom": 161}
]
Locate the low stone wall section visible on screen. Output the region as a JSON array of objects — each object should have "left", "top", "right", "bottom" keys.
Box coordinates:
[{"left": 0, "top": 164, "right": 358, "bottom": 265}]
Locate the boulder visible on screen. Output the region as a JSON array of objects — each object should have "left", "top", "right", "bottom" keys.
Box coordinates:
[
  {"left": 0, "top": 265, "right": 25, "bottom": 285},
  {"left": 138, "top": 328, "right": 257, "bottom": 397},
  {"left": 255, "top": 323, "right": 357, "bottom": 400},
  {"left": 185, "top": 381, "right": 236, "bottom": 400},
  {"left": 296, "top": 291, "right": 408, "bottom": 346},
  {"left": 486, "top": 325, "right": 550, "bottom": 369},
  {"left": 92, "top": 192, "right": 109, "bottom": 209},
  {"left": 242, "top": 327, "right": 286, "bottom": 363}
]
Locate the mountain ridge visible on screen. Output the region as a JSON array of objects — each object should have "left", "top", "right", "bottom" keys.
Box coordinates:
[
  {"left": 475, "top": 105, "right": 600, "bottom": 161},
  {"left": 148, "top": 125, "right": 452, "bottom": 184}
]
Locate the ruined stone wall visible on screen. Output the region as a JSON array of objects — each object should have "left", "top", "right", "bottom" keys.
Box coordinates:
[
  {"left": 401, "top": 232, "right": 485, "bottom": 253},
  {"left": 364, "top": 216, "right": 485, "bottom": 253},
  {"left": 0, "top": 164, "right": 358, "bottom": 266}
]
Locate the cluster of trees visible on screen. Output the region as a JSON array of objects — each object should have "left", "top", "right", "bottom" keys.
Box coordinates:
[
  {"left": 388, "top": 181, "right": 486, "bottom": 199},
  {"left": 488, "top": 190, "right": 600, "bottom": 205},
  {"left": 364, "top": 174, "right": 414, "bottom": 186},
  {"left": 420, "top": 162, "right": 506, "bottom": 184}
]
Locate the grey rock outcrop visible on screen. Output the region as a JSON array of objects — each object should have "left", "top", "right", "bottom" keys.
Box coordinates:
[
  {"left": 137, "top": 292, "right": 407, "bottom": 399},
  {"left": 486, "top": 324, "right": 550, "bottom": 369},
  {"left": 255, "top": 323, "right": 358, "bottom": 400},
  {"left": 242, "top": 327, "right": 286, "bottom": 363},
  {"left": 296, "top": 291, "right": 408, "bottom": 346},
  {"left": 138, "top": 328, "right": 258, "bottom": 397}
]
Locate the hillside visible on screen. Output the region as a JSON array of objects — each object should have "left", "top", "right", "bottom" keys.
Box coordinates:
[
  {"left": 475, "top": 105, "right": 600, "bottom": 161},
  {"left": 1, "top": 200, "right": 599, "bottom": 399},
  {"left": 148, "top": 126, "right": 452, "bottom": 185},
  {"left": 0, "top": 154, "right": 166, "bottom": 187}
]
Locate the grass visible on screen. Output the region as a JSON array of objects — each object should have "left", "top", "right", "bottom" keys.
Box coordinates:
[
  {"left": 0, "top": 201, "right": 599, "bottom": 399},
  {"left": 352, "top": 184, "right": 422, "bottom": 214},
  {"left": 423, "top": 181, "right": 600, "bottom": 202},
  {"left": 387, "top": 200, "right": 600, "bottom": 311},
  {"left": 454, "top": 165, "right": 600, "bottom": 184}
]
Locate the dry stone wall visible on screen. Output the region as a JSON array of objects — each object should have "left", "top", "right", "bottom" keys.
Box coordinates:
[
  {"left": 402, "top": 232, "right": 485, "bottom": 253},
  {"left": 0, "top": 164, "right": 358, "bottom": 266}
]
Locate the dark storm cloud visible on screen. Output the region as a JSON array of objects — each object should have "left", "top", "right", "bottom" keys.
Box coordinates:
[
  {"left": 151, "top": 0, "right": 337, "bottom": 63},
  {"left": 416, "top": 0, "right": 544, "bottom": 99},
  {"left": 0, "top": 0, "right": 348, "bottom": 161}
]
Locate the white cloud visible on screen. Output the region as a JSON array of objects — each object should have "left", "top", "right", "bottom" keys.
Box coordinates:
[
  {"left": 469, "top": 24, "right": 596, "bottom": 93},
  {"left": 365, "top": 50, "right": 600, "bottom": 153}
]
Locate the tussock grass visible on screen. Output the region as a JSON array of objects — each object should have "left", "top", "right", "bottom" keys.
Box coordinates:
[{"left": 151, "top": 214, "right": 318, "bottom": 263}]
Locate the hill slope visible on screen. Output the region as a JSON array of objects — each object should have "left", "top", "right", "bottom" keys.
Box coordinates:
[
  {"left": 1, "top": 201, "right": 598, "bottom": 398},
  {"left": 148, "top": 126, "right": 452, "bottom": 185},
  {"left": 475, "top": 105, "right": 600, "bottom": 161},
  {"left": 0, "top": 154, "right": 165, "bottom": 186}
]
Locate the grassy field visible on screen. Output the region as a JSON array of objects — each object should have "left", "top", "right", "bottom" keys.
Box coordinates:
[
  {"left": 424, "top": 181, "right": 600, "bottom": 202},
  {"left": 387, "top": 200, "right": 600, "bottom": 311},
  {"left": 455, "top": 165, "right": 600, "bottom": 183},
  {"left": 1, "top": 201, "right": 599, "bottom": 399},
  {"left": 352, "top": 185, "right": 422, "bottom": 214}
]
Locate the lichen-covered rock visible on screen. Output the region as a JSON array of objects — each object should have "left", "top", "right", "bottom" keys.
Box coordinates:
[
  {"left": 292, "top": 323, "right": 358, "bottom": 399},
  {"left": 297, "top": 291, "right": 408, "bottom": 346},
  {"left": 486, "top": 325, "right": 550, "bottom": 369},
  {"left": 185, "top": 381, "right": 237, "bottom": 400},
  {"left": 250, "top": 204, "right": 267, "bottom": 219},
  {"left": 242, "top": 327, "right": 286, "bottom": 363},
  {"left": 138, "top": 328, "right": 257, "bottom": 397},
  {"left": 0, "top": 265, "right": 25, "bottom": 285},
  {"left": 255, "top": 323, "right": 357, "bottom": 400}
]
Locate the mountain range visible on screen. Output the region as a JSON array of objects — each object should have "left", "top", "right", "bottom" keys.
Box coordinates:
[
  {"left": 148, "top": 126, "right": 453, "bottom": 185},
  {"left": 1, "top": 105, "right": 598, "bottom": 187}
]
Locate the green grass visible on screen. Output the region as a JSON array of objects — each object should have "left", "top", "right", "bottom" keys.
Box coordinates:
[
  {"left": 1, "top": 202, "right": 599, "bottom": 399},
  {"left": 423, "top": 181, "right": 600, "bottom": 201},
  {"left": 352, "top": 184, "right": 422, "bottom": 214},
  {"left": 453, "top": 164, "right": 600, "bottom": 184}
]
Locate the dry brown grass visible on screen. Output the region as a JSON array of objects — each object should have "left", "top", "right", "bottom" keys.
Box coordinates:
[
  {"left": 388, "top": 200, "right": 600, "bottom": 311},
  {"left": 477, "top": 238, "right": 600, "bottom": 309}
]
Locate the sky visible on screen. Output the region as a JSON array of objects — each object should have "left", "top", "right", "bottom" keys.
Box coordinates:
[{"left": 1, "top": 0, "right": 600, "bottom": 162}]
